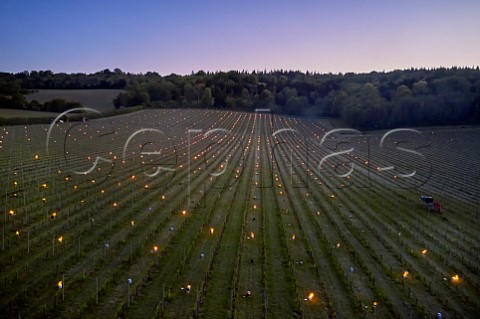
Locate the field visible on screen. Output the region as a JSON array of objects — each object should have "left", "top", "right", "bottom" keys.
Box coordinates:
[
  {"left": 0, "top": 108, "right": 62, "bottom": 119},
  {"left": 0, "top": 109, "right": 479, "bottom": 318},
  {"left": 25, "top": 89, "right": 124, "bottom": 112}
]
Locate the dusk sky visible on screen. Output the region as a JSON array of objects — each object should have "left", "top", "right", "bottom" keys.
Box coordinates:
[{"left": 1, "top": 0, "right": 479, "bottom": 75}]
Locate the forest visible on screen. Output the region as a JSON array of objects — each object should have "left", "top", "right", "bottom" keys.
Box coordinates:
[{"left": 1, "top": 67, "right": 480, "bottom": 130}]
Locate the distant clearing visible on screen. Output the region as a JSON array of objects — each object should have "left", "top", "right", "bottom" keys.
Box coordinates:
[
  {"left": 25, "top": 89, "right": 124, "bottom": 112},
  {"left": 0, "top": 108, "right": 59, "bottom": 119}
]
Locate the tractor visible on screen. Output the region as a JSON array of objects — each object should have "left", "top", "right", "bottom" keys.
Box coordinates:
[{"left": 420, "top": 195, "right": 442, "bottom": 213}]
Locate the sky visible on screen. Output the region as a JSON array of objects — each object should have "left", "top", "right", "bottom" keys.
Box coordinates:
[{"left": 1, "top": 0, "right": 479, "bottom": 75}]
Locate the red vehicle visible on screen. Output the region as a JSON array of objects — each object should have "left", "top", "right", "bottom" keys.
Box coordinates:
[{"left": 420, "top": 196, "right": 442, "bottom": 213}]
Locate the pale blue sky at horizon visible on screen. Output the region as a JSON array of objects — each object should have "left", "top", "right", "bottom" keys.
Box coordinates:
[{"left": 1, "top": 0, "right": 479, "bottom": 75}]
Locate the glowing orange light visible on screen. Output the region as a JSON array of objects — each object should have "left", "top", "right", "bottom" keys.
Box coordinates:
[
  {"left": 42, "top": 183, "right": 48, "bottom": 188},
  {"left": 307, "top": 292, "right": 314, "bottom": 301},
  {"left": 182, "top": 210, "right": 187, "bottom": 216},
  {"left": 421, "top": 249, "right": 428, "bottom": 255},
  {"left": 161, "top": 195, "right": 165, "bottom": 200},
  {"left": 42, "top": 197, "right": 46, "bottom": 203},
  {"left": 403, "top": 271, "right": 409, "bottom": 278},
  {"left": 9, "top": 210, "right": 15, "bottom": 216},
  {"left": 51, "top": 212, "right": 57, "bottom": 219},
  {"left": 131, "top": 220, "right": 135, "bottom": 226},
  {"left": 113, "top": 202, "right": 117, "bottom": 207},
  {"left": 250, "top": 232, "right": 255, "bottom": 239},
  {"left": 58, "top": 236, "right": 63, "bottom": 243},
  {"left": 330, "top": 194, "right": 335, "bottom": 199},
  {"left": 153, "top": 245, "right": 158, "bottom": 252},
  {"left": 452, "top": 275, "right": 460, "bottom": 283},
  {"left": 373, "top": 301, "right": 378, "bottom": 307},
  {"left": 15, "top": 230, "right": 20, "bottom": 236},
  {"left": 336, "top": 242, "right": 341, "bottom": 248},
  {"left": 58, "top": 281, "right": 63, "bottom": 289},
  {"left": 131, "top": 175, "right": 136, "bottom": 180},
  {"left": 210, "top": 227, "right": 214, "bottom": 235},
  {"left": 34, "top": 154, "right": 39, "bottom": 160},
  {"left": 253, "top": 204, "right": 257, "bottom": 209},
  {"left": 291, "top": 234, "right": 296, "bottom": 240}
]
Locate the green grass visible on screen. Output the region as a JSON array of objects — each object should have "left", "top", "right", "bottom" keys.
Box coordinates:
[
  {"left": 0, "top": 105, "right": 143, "bottom": 126},
  {"left": 0, "top": 109, "right": 61, "bottom": 118}
]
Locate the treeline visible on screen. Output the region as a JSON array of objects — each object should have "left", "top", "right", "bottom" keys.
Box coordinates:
[
  {"left": 0, "top": 68, "right": 128, "bottom": 112},
  {"left": 114, "top": 67, "right": 480, "bottom": 129},
  {"left": 0, "top": 82, "right": 82, "bottom": 113},
  {"left": 1, "top": 69, "right": 127, "bottom": 90},
  {"left": 2, "top": 67, "right": 480, "bottom": 129}
]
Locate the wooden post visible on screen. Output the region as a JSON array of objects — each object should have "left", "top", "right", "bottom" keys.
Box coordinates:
[
  {"left": 162, "top": 283, "right": 165, "bottom": 311},
  {"left": 195, "top": 285, "right": 200, "bottom": 317},
  {"left": 182, "top": 248, "right": 186, "bottom": 270},
  {"left": 96, "top": 277, "right": 99, "bottom": 304},
  {"left": 127, "top": 279, "right": 132, "bottom": 307}
]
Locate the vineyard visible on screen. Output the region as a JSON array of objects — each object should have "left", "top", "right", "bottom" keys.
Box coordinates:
[{"left": 1, "top": 109, "right": 479, "bottom": 318}]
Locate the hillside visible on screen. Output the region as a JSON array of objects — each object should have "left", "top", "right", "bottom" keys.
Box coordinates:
[
  {"left": 25, "top": 89, "right": 124, "bottom": 112},
  {"left": 1, "top": 67, "right": 480, "bottom": 130}
]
